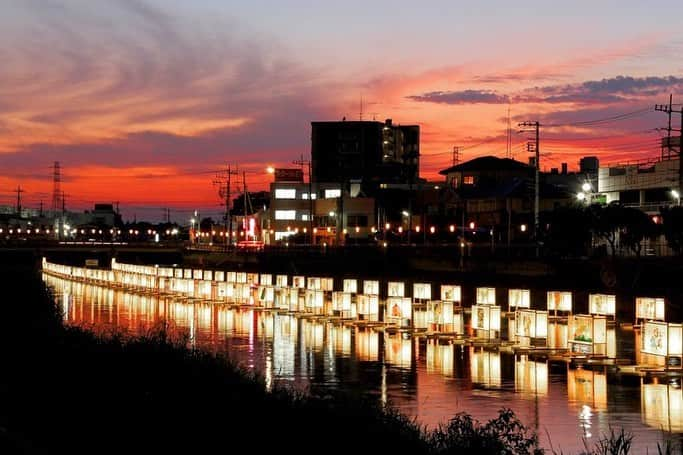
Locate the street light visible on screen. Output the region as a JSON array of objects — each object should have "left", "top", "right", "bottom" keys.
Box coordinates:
[
  {"left": 576, "top": 192, "right": 586, "bottom": 201},
  {"left": 672, "top": 189, "right": 680, "bottom": 206},
  {"left": 581, "top": 182, "right": 592, "bottom": 193}
]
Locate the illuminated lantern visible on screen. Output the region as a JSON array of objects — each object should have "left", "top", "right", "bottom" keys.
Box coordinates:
[
  {"left": 547, "top": 291, "right": 572, "bottom": 318},
  {"left": 588, "top": 294, "right": 616, "bottom": 319},
  {"left": 568, "top": 314, "right": 608, "bottom": 355},
  {"left": 387, "top": 281, "right": 405, "bottom": 297},
  {"left": 508, "top": 289, "right": 530, "bottom": 312},
  {"left": 635, "top": 297, "right": 665, "bottom": 326}
]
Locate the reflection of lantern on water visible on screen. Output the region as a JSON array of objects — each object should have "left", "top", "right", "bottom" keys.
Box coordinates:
[
  {"left": 259, "top": 312, "right": 274, "bottom": 338},
  {"left": 327, "top": 324, "right": 352, "bottom": 356},
  {"left": 568, "top": 315, "right": 608, "bottom": 356},
  {"left": 641, "top": 382, "right": 683, "bottom": 433},
  {"left": 514, "top": 356, "right": 548, "bottom": 397},
  {"left": 273, "top": 314, "right": 297, "bottom": 378},
  {"left": 476, "top": 287, "right": 496, "bottom": 305},
  {"left": 567, "top": 367, "right": 607, "bottom": 412},
  {"left": 301, "top": 319, "right": 325, "bottom": 351},
  {"left": 387, "top": 281, "right": 406, "bottom": 298},
  {"left": 635, "top": 297, "right": 666, "bottom": 326},
  {"left": 470, "top": 347, "right": 501, "bottom": 387},
  {"left": 547, "top": 291, "right": 572, "bottom": 318},
  {"left": 355, "top": 328, "right": 380, "bottom": 361},
  {"left": 514, "top": 309, "right": 548, "bottom": 347},
  {"left": 426, "top": 339, "right": 455, "bottom": 376},
  {"left": 508, "top": 289, "right": 530, "bottom": 312},
  {"left": 471, "top": 304, "right": 501, "bottom": 340},
  {"left": 384, "top": 332, "right": 413, "bottom": 368},
  {"left": 639, "top": 321, "right": 683, "bottom": 368}
]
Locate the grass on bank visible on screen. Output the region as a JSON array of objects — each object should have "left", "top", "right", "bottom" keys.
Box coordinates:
[{"left": 0, "top": 260, "right": 679, "bottom": 455}]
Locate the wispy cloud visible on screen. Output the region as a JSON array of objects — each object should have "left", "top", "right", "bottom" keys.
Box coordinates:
[
  {"left": 407, "top": 90, "right": 510, "bottom": 105},
  {"left": 408, "top": 75, "right": 683, "bottom": 106}
]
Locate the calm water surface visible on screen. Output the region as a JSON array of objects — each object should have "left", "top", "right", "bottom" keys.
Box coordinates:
[{"left": 44, "top": 274, "right": 682, "bottom": 453}]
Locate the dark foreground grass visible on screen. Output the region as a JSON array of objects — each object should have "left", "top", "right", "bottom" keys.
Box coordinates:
[{"left": 0, "top": 259, "right": 678, "bottom": 455}]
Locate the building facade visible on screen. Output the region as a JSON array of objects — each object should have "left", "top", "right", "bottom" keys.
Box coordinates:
[{"left": 311, "top": 119, "right": 419, "bottom": 193}]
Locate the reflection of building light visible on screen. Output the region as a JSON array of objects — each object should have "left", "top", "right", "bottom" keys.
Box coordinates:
[{"left": 641, "top": 383, "right": 683, "bottom": 432}]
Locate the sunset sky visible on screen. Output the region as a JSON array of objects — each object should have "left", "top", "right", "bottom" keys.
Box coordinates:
[{"left": 1, "top": 0, "right": 682, "bottom": 221}]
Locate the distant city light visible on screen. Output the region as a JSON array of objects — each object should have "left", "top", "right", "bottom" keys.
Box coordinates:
[
  {"left": 266, "top": 166, "right": 275, "bottom": 174},
  {"left": 577, "top": 192, "right": 586, "bottom": 201},
  {"left": 469, "top": 222, "right": 475, "bottom": 229},
  {"left": 581, "top": 182, "right": 591, "bottom": 192},
  {"left": 520, "top": 224, "right": 527, "bottom": 232}
]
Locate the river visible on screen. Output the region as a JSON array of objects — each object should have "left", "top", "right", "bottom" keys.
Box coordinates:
[{"left": 43, "top": 273, "right": 681, "bottom": 453}]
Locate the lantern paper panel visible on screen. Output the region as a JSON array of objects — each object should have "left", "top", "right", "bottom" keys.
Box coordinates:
[
  {"left": 363, "top": 280, "right": 379, "bottom": 296},
  {"left": 509, "top": 289, "right": 530, "bottom": 310},
  {"left": 476, "top": 287, "right": 496, "bottom": 305},
  {"left": 547, "top": 291, "right": 572, "bottom": 312},
  {"left": 184, "top": 269, "right": 193, "bottom": 279},
  {"left": 227, "top": 271, "right": 236, "bottom": 283},
  {"left": 440, "top": 285, "right": 462, "bottom": 303},
  {"left": 589, "top": 294, "right": 616, "bottom": 317},
  {"left": 321, "top": 278, "right": 334, "bottom": 292},
  {"left": 292, "top": 276, "right": 306, "bottom": 288},
  {"left": 236, "top": 272, "right": 247, "bottom": 284},
  {"left": 307, "top": 277, "right": 322, "bottom": 290},
  {"left": 260, "top": 274, "right": 272, "bottom": 286},
  {"left": 413, "top": 283, "right": 432, "bottom": 300},
  {"left": 388, "top": 282, "right": 405, "bottom": 297},
  {"left": 358, "top": 294, "right": 379, "bottom": 320},
  {"left": 635, "top": 297, "right": 665, "bottom": 322},
  {"left": 276, "top": 275, "right": 288, "bottom": 287},
  {"left": 515, "top": 310, "right": 548, "bottom": 340},
  {"left": 387, "top": 297, "right": 412, "bottom": 321},
  {"left": 471, "top": 304, "right": 501, "bottom": 332},
  {"left": 343, "top": 279, "right": 358, "bottom": 294}
]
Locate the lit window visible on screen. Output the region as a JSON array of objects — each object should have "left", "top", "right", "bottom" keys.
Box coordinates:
[
  {"left": 302, "top": 193, "right": 308, "bottom": 200},
  {"left": 302, "top": 214, "right": 309, "bottom": 221},
  {"left": 275, "top": 231, "right": 295, "bottom": 241},
  {"left": 275, "top": 189, "right": 296, "bottom": 199},
  {"left": 463, "top": 176, "right": 474, "bottom": 185},
  {"left": 274, "top": 210, "right": 296, "bottom": 220},
  {"left": 324, "top": 189, "right": 341, "bottom": 198}
]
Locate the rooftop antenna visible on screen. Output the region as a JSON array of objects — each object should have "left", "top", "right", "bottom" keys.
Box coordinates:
[{"left": 359, "top": 95, "right": 363, "bottom": 121}]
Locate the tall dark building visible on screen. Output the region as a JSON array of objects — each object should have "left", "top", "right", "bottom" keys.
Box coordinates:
[{"left": 311, "top": 119, "right": 419, "bottom": 192}]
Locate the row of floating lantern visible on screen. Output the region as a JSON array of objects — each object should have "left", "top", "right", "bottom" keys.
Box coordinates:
[{"left": 42, "top": 258, "right": 682, "bottom": 370}]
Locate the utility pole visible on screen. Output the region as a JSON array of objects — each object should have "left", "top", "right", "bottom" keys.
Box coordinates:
[
  {"left": 518, "top": 121, "right": 540, "bottom": 257},
  {"left": 452, "top": 146, "right": 460, "bottom": 166},
  {"left": 214, "top": 165, "right": 238, "bottom": 248},
  {"left": 51, "top": 161, "right": 61, "bottom": 217},
  {"left": 293, "top": 154, "right": 314, "bottom": 244},
  {"left": 15, "top": 185, "right": 24, "bottom": 217},
  {"left": 655, "top": 95, "right": 683, "bottom": 193}
]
